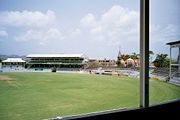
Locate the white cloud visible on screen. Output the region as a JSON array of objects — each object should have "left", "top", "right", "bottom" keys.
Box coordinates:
[
  {"left": 80, "top": 13, "right": 97, "bottom": 28},
  {"left": 41, "top": 28, "right": 65, "bottom": 45},
  {"left": 0, "top": 10, "right": 56, "bottom": 28},
  {"left": 0, "top": 10, "right": 66, "bottom": 45},
  {"left": 76, "top": 5, "right": 179, "bottom": 55},
  {"left": 15, "top": 28, "right": 65, "bottom": 45},
  {"left": 0, "top": 6, "right": 140, "bottom": 54},
  {"left": 71, "top": 28, "right": 82, "bottom": 37},
  {"left": 77, "top": 5, "right": 140, "bottom": 53},
  {"left": 0, "top": 30, "right": 8, "bottom": 38},
  {"left": 150, "top": 24, "right": 180, "bottom": 54},
  {"left": 1, "top": 5, "right": 178, "bottom": 58},
  {"left": 14, "top": 29, "right": 42, "bottom": 42},
  {"left": 101, "top": 5, "right": 138, "bottom": 28},
  {"left": 150, "top": 24, "right": 180, "bottom": 43}
]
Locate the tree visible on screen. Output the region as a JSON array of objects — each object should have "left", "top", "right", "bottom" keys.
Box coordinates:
[
  {"left": 149, "top": 50, "right": 154, "bottom": 55},
  {"left": 124, "top": 54, "right": 131, "bottom": 61},
  {"left": 149, "top": 50, "right": 154, "bottom": 63},
  {"left": 116, "top": 59, "right": 121, "bottom": 66},
  {"left": 131, "top": 52, "right": 138, "bottom": 59},
  {"left": 153, "top": 54, "right": 170, "bottom": 68}
]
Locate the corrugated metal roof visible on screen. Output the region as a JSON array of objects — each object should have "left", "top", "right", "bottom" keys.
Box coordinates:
[
  {"left": 166, "top": 40, "right": 180, "bottom": 45},
  {"left": 26, "top": 54, "right": 86, "bottom": 58},
  {"left": 2, "top": 58, "right": 26, "bottom": 63}
]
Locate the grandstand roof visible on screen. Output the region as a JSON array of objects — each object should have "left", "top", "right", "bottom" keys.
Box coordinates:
[
  {"left": 2, "top": 58, "right": 26, "bottom": 63},
  {"left": 26, "top": 54, "right": 86, "bottom": 58},
  {"left": 166, "top": 40, "right": 180, "bottom": 45}
]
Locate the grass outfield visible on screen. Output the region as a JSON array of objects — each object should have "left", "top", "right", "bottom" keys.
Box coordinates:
[{"left": 0, "top": 72, "right": 180, "bottom": 120}]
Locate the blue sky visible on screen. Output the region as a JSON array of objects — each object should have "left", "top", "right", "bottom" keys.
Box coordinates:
[{"left": 0, "top": 0, "right": 179, "bottom": 59}]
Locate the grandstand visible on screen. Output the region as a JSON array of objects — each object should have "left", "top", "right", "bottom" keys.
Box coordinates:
[
  {"left": 1, "top": 58, "right": 26, "bottom": 72},
  {"left": 26, "top": 54, "right": 88, "bottom": 70}
]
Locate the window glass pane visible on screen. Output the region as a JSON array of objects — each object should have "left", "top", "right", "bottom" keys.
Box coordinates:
[
  {"left": 0, "top": 0, "right": 141, "bottom": 119},
  {"left": 150, "top": 0, "right": 180, "bottom": 105}
]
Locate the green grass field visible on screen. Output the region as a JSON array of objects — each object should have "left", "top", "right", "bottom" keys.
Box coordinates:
[{"left": 0, "top": 72, "right": 180, "bottom": 120}]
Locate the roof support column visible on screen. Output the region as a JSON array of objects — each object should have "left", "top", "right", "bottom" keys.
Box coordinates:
[
  {"left": 179, "top": 47, "right": 180, "bottom": 77},
  {"left": 169, "top": 47, "right": 172, "bottom": 79}
]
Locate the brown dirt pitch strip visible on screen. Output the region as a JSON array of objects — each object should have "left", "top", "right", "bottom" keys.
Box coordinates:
[{"left": 0, "top": 75, "right": 13, "bottom": 81}]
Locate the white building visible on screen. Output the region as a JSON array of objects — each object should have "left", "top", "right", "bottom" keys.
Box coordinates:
[{"left": 2, "top": 58, "right": 26, "bottom": 70}]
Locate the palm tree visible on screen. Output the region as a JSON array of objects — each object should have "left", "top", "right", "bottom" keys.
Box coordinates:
[
  {"left": 149, "top": 50, "right": 154, "bottom": 62},
  {"left": 124, "top": 54, "right": 131, "bottom": 61},
  {"left": 120, "top": 54, "right": 125, "bottom": 60},
  {"left": 131, "top": 52, "right": 138, "bottom": 59},
  {"left": 149, "top": 50, "right": 154, "bottom": 55},
  {"left": 153, "top": 54, "right": 169, "bottom": 67}
]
